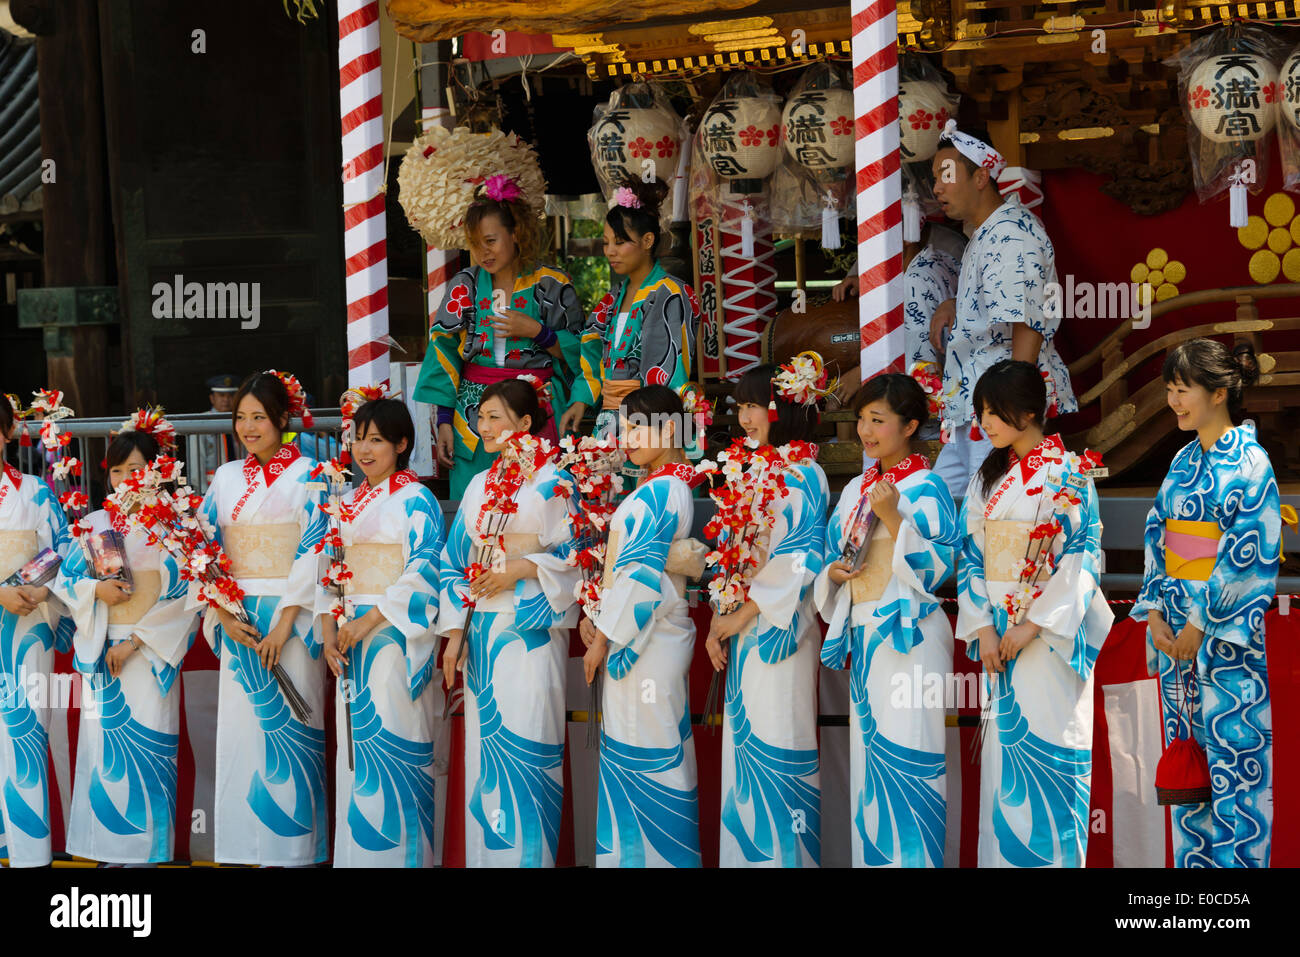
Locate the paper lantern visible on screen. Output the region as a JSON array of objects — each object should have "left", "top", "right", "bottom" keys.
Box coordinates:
[
  {"left": 782, "top": 87, "right": 855, "bottom": 171},
  {"left": 899, "top": 79, "right": 954, "bottom": 163},
  {"left": 699, "top": 95, "right": 783, "bottom": 181},
  {"left": 1186, "top": 53, "right": 1279, "bottom": 144},
  {"left": 1282, "top": 46, "right": 1300, "bottom": 130},
  {"left": 590, "top": 104, "right": 681, "bottom": 188}
]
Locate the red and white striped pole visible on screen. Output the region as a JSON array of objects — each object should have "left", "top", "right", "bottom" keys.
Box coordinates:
[
  {"left": 851, "top": 0, "right": 905, "bottom": 381},
  {"left": 338, "top": 0, "right": 390, "bottom": 389}
]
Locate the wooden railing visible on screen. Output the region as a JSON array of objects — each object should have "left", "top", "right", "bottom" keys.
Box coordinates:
[{"left": 1065, "top": 283, "right": 1300, "bottom": 476}]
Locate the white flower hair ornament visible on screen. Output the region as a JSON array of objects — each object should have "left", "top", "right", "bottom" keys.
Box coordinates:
[{"left": 771, "top": 351, "right": 836, "bottom": 421}]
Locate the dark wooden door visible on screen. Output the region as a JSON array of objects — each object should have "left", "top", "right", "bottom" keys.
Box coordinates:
[{"left": 100, "top": 0, "right": 346, "bottom": 412}]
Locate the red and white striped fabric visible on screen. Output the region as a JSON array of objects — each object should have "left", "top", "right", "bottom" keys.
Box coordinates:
[
  {"left": 421, "top": 104, "right": 459, "bottom": 324},
  {"left": 338, "top": 0, "right": 390, "bottom": 389},
  {"left": 718, "top": 196, "right": 776, "bottom": 380},
  {"left": 851, "top": 0, "right": 906, "bottom": 380}
]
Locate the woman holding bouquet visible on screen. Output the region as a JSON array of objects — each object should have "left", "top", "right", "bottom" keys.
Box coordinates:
[
  {"left": 584, "top": 385, "right": 705, "bottom": 868},
  {"left": 814, "top": 373, "right": 961, "bottom": 868},
  {"left": 559, "top": 178, "right": 702, "bottom": 444},
  {"left": 196, "top": 371, "right": 330, "bottom": 866},
  {"left": 955, "top": 360, "right": 1112, "bottom": 867},
  {"left": 438, "top": 377, "right": 580, "bottom": 867},
  {"left": 1131, "top": 339, "right": 1280, "bottom": 868},
  {"left": 54, "top": 412, "right": 197, "bottom": 864},
  {"left": 413, "top": 175, "right": 586, "bottom": 500},
  {"left": 702, "top": 358, "right": 830, "bottom": 868},
  {"left": 0, "top": 394, "right": 71, "bottom": 867},
  {"left": 318, "top": 397, "right": 446, "bottom": 868}
]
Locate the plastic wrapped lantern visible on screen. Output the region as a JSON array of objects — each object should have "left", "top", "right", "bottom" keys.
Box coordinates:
[
  {"left": 782, "top": 87, "right": 855, "bottom": 172},
  {"left": 1186, "top": 52, "right": 1279, "bottom": 145},
  {"left": 1282, "top": 45, "right": 1300, "bottom": 192},
  {"left": 899, "top": 79, "right": 954, "bottom": 163},
  {"left": 699, "top": 94, "right": 782, "bottom": 189},
  {"left": 589, "top": 93, "right": 681, "bottom": 194}
]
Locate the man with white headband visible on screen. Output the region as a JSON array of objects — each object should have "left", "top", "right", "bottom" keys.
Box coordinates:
[{"left": 926, "top": 120, "right": 1077, "bottom": 497}]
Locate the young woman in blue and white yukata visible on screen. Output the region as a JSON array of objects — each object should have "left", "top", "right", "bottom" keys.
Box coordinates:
[
  {"left": 55, "top": 421, "right": 197, "bottom": 864},
  {"left": 583, "top": 385, "right": 704, "bottom": 868},
  {"left": 956, "top": 360, "right": 1112, "bottom": 868},
  {"left": 1131, "top": 339, "right": 1280, "bottom": 868},
  {"left": 439, "top": 379, "right": 580, "bottom": 867},
  {"left": 320, "top": 398, "right": 445, "bottom": 867},
  {"left": 196, "top": 372, "right": 329, "bottom": 866},
  {"left": 702, "top": 365, "right": 828, "bottom": 868},
  {"left": 814, "top": 374, "right": 960, "bottom": 868},
  {"left": 0, "top": 395, "right": 71, "bottom": 867}
]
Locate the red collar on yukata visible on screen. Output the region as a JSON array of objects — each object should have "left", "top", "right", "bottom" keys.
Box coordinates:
[
  {"left": 863, "top": 452, "right": 929, "bottom": 490},
  {"left": 1009, "top": 433, "right": 1065, "bottom": 484},
  {"left": 2, "top": 463, "right": 21, "bottom": 492},
  {"left": 351, "top": 469, "right": 418, "bottom": 516},
  {"left": 243, "top": 444, "right": 302, "bottom": 488},
  {"left": 646, "top": 462, "right": 705, "bottom": 489}
]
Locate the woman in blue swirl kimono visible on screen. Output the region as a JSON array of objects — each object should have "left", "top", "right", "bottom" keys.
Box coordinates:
[
  {"left": 1131, "top": 339, "right": 1280, "bottom": 868},
  {"left": 0, "top": 394, "right": 71, "bottom": 867},
  {"left": 703, "top": 365, "right": 828, "bottom": 868},
  {"left": 956, "top": 360, "right": 1112, "bottom": 867},
  {"left": 195, "top": 371, "right": 329, "bottom": 865},
  {"left": 814, "top": 374, "right": 960, "bottom": 868},
  {"left": 54, "top": 421, "right": 197, "bottom": 864},
  {"left": 439, "top": 379, "right": 580, "bottom": 867},
  {"left": 582, "top": 385, "right": 704, "bottom": 868},
  {"left": 320, "top": 398, "right": 446, "bottom": 867}
]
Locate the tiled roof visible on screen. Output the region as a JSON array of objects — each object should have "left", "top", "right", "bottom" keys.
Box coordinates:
[{"left": 0, "top": 28, "right": 41, "bottom": 216}]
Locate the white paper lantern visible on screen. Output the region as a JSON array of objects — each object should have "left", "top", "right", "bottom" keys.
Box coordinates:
[
  {"left": 1186, "top": 53, "right": 1279, "bottom": 144},
  {"left": 899, "top": 79, "right": 954, "bottom": 163},
  {"left": 782, "top": 87, "right": 855, "bottom": 171},
  {"left": 1281, "top": 46, "right": 1300, "bottom": 131},
  {"left": 700, "top": 95, "right": 783, "bottom": 181},
  {"left": 590, "top": 104, "right": 681, "bottom": 187}
]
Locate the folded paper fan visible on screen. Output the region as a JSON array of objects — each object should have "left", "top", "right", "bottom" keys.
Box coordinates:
[{"left": 397, "top": 126, "right": 547, "bottom": 250}]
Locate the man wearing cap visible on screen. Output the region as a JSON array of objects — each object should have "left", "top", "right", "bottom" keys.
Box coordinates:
[
  {"left": 926, "top": 121, "right": 1077, "bottom": 498},
  {"left": 202, "top": 374, "right": 240, "bottom": 486}
]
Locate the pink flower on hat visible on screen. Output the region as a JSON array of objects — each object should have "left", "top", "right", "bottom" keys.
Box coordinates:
[{"left": 484, "top": 174, "right": 523, "bottom": 203}]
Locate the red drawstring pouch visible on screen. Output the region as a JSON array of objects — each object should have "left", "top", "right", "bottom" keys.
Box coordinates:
[{"left": 1155, "top": 664, "right": 1212, "bottom": 806}]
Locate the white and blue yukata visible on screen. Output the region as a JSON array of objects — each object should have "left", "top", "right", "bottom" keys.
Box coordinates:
[
  {"left": 956, "top": 435, "right": 1113, "bottom": 867},
  {"left": 325, "top": 470, "right": 445, "bottom": 868},
  {"left": 1130, "top": 422, "right": 1280, "bottom": 868},
  {"left": 903, "top": 227, "right": 964, "bottom": 371},
  {"left": 933, "top": 197, "right": 1077, "bottom": 497},
  {"left": 439, "top": 460, "right": 580, "bottom": 867},
  {"left": 54, "top": 508, "right": 196, "bottom": 864},
  {"left": 0, "top": 463, "right": 71, "bottom": 867},
  {"left": 592, "top": 463, "right": 702, "bottom": 868},
  {"left": 815, "top": 454, "right": 959, "bottom": 867},
  {"left": 196, "top": 445, "right": 329, "bottom": 865},
  {"left": 717, "top": 455, "right": 827, "bottom": 868}
]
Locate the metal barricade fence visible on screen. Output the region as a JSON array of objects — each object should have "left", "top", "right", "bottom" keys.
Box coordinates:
[{"left": 12, "top": 411, "right": 344, "bottom": 497}]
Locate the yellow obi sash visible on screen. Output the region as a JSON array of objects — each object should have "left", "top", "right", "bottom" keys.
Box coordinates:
[
  {"left": 850, "top": 523, "right": 895, "bottom": 605},
  {"left": 1164, "top": 519, "right": 1221, "bottom": 581},
  {"left": 983, "top": 520, "right": 1035, "bottom": 583},
  {"left": 343, "top": 543, "right": 404, "bottom": 596},
  {"left": 602, "top": 532, "right": 709, "bottom": 598},
  {"left": 108, "top": 571, "right": 163, "bottom": 625},
  {"left": 0, "top": 530, "right": 38, "bottom": 582},
  {"left": 600, "top": 378, "right": 642, "bottom": 412},
  {"left": 223, "top": 524, "right": 300, "bottom": 580}
]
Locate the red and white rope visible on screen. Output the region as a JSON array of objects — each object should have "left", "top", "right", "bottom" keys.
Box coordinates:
[
  {"left": 851, "top": 0, "right": 905, "bottom": 381},
  {"left": 338, "top": 0, "right": 390, "bottom": 389},
  {"left": 718, "top": 197, "right": 776, "bottom": 380}
]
